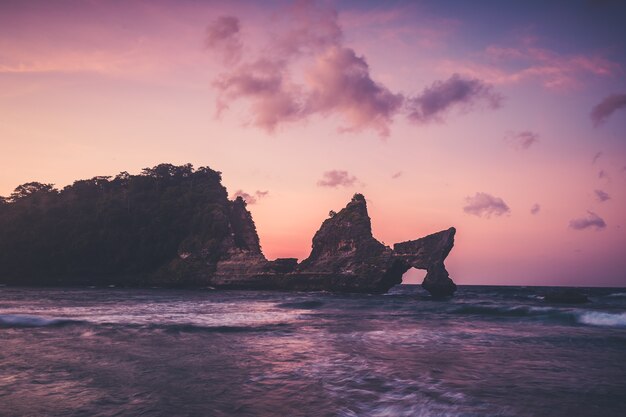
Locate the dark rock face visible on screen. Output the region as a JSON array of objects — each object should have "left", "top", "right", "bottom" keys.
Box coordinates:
[
  {"left": 207, "top": 193, "right": 457, "bottom": 297},
  {"left": 544, "top": 289, "right": 589, "bottom": 304}
]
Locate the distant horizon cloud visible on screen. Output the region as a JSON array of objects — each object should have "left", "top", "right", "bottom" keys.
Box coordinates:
[
  {"left": 530, "top": 203, "right": 541, "bottom": 215},
  {"left": 317, "top": 170, "right": 358, "bottom": 188},
  {"left": 406, "top": 74, "right": 502, "bottom": 123},
  {"left": 232, "top": 189, "right": 269, "bottom": 204},
  {"left": 569, "top": 211, "right": 606, "bottom": 231},
  {"left": 591, "top": 93, "right": 626, "bottom": 127},
  {"left": 594, "top": 189, "right": 611, "bottom": 202},
  {"left": 506, "top": 130, "right": 540, "bottom": 150},
  {"left": 463, "top": 192, "right": 510, "bottom": 218},
  {"left": 391, "top": 171, "right": 403, "bottom": 179}
]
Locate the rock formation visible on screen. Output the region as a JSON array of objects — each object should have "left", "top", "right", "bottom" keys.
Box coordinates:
[
  {"left": 209, "top": 193, "right": 457, "bottom": 297},
  {"left": 0, "top": 163, "right": 456, "bottom": 295}
]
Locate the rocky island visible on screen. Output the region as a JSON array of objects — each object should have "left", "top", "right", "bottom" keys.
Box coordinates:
[
  {"left": 0, "top": 164, "right": 456, "bottom": 296},
  {"left": 211, "top": 194, "right": 456, "bottom": 297}
]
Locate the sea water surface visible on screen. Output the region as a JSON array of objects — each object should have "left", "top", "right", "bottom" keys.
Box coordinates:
[{"left": 1, "top": 285, "right": 625, "bottom": 417}]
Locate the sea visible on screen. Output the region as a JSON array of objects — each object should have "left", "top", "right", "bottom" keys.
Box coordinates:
[{"left": 0, "top": 285, "right": 625, "bottom": 417}]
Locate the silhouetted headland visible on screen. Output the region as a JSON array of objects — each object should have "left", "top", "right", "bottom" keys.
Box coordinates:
[{"left": 0, "top": 163, "right": 456, "bottom": 296}]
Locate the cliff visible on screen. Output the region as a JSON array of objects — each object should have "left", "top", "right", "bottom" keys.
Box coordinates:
[{"left": 0, "top": 164, "right": 457, "bottom": 296}]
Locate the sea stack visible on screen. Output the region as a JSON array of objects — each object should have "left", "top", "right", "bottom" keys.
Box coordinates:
[{"left": 210, "top": 193, "right": 458, "bottom": 297}]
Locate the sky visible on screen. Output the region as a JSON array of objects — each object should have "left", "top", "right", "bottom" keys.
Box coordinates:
[{"left": 1, "top": 0, "right": 625, "bottom": 286}]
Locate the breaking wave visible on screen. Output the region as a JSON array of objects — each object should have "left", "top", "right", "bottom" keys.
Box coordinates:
[
  {"left": 576, "top": 312, "right": 626, "bottom": 328},
  {"left": 450, "top": 304, "right": 626, "bottom": 328},
  {"left": 607, "top": 292, "right": 626, "bottom": 298}
]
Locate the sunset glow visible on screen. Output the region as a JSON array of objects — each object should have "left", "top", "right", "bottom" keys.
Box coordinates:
[{"left": 1, "top": 0, "right": 625, "bottom": 286}]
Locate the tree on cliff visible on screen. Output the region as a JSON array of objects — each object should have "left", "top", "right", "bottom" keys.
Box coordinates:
[{"left": 0, "top": 163, "right": 230, "bottom": 286}]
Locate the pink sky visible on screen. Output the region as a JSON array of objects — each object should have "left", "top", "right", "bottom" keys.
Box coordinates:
[{"left": 1, "top": 0, "right": 625, "bottom": 286}]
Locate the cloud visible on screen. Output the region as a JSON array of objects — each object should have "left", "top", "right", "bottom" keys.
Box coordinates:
[
  {"left": 440, "top": 38, "right": 621, "bottom": 91},
  {"left": 391, "top": 171, "right": 403, "bottom": 179},
  {"left": 305, "top": 46, "right": 403, "bottom": 136},
  {"left": 210, "top": 4, "right": 499, "bottom": 136},
  {"left": 210, "top": 2, "right": 404, "bottom": 136},
  {"left": 530, "top": 203, "right": 541, "bottom": 215},
  {"left": 317, "top": 170, "right": 358, "bottom": 188},
  {"left": 506, "top": 131, "right": 540, "bottom": 150},
  {"left": 591, "top": 94, "right": 626, "bottom": 127},
  {"left": 205, "top": 16, "right": 242, "bottom": 65},
  {"left": 213, "top": 59, "right": 302, "bottom": 131},
  {"left": 406, "top": 74, "right": 502, "bottom": 123},
  {"left": 463, "top": 192, "right": 510, "bottom": 218},
  {"left": 592, "top": 151, "right": 603, "bottom": 164},
  {"left": 232, "top": 189, "right": 269, "bottom": 204},
  {"left": 569, "top": 211, "right": 606, "bottom": 231},
  {"left": 594, "top": 189, "right": 611, "bottom": 202}
]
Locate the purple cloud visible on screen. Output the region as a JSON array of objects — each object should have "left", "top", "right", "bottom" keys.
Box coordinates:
[
  {"left": 213, "top": 59, "right": 301, "bottom": 132},
  {"left": 591, "top": 93, "right": 626, "bottom": 127},
  {"left": 391, "top": 171, "right": 403, "bottom": 179},
  {"left": 317, "top": 170, "right": 358, "bottom": 188},
  {"left": 530, "top": 203, "right": 541, "bottom": 215},
  {"left": 506, "top": 131, "right": 540, "bottom": 150},
  {"left": 205, "top": 16, "right": 242, "bottom": 65},
  {"left": 209, "top": 5, "right": 505, "bottom": 137},
  {"left": 305, "top": 46, "right": 403, "bottom": 136},
  {"left": 232, "top": 189, "right": 269, "bottom": 205},
  {"left": 463, "top": 192, "right": 510, "bottom": 218},
  {"left": 406, "top": 74, "right": 502, "bottom": 123},
  {"left": 594, "top": 189, "right": 610, "bottom": 202},
  {"left": 210, "top": 3, "right": 403, "bottom": 137},
  {"left": 569, "top": 211, "right": 606, "bottom": 231}
]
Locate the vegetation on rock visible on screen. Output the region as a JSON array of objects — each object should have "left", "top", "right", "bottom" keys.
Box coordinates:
[{"left": 0, "top": 163, "right": 229, "bottom": 286}]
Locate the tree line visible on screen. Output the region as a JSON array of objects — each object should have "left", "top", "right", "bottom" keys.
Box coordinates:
[{"left": 0, "top": 163, "right": 232, "bottom": 286}]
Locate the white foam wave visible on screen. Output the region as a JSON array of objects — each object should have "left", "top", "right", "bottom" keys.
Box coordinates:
[
  {"left": 607, "top": 292, "right": 626, "bottom": 298},
  {"left": 577, "top": 311, "right": 626, "bottom": 328}
]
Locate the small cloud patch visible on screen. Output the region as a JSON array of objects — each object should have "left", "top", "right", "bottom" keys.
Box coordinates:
[
  {"left": 594, "top": 189, "right": 610, "bottom": 202},
  {"left": 232, "top": 189, "right": 269, "bottom": 204},
  {"left": 569, "top": 211, "right": 606, "bottom": 231},
  {"left": 591, "top": 93, "right": 626, "bottom": 127},
  {"left": 463, "top": 192, "right": 510, "bottom": 218},
  {"left": 406, "top": 74, "right": 502, "bottom": 123},
  {"left": 505, "top": 131, "right": 539, "bottom": 150},
  {"left": 317, "top": 170, "right": 358, "bottom": 188}
]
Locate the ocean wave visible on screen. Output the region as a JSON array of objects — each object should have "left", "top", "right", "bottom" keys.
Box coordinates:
[
  {"left": 607, "top": 292, "right": 626, "bottom": 298},
  {"left": 451, "top": 304, "right": 557, "bottom": 317},
  {"left": 0, "top": 314, "right": 83, "bottom": 328},
  {"left": 576, "top": 311, "right": 626, "bottom": 328},
  {"left": 451, "top": 304, "right": 626, "bottom": 328}
]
